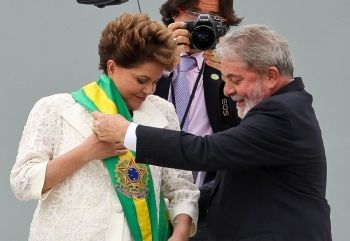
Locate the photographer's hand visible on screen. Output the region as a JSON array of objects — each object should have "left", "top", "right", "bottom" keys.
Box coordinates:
[
  {"left": 168, "top": 22, "right": 191, "bottom": 56},
  {"left": 203, "top": 49, "right": 221, "bottom": 71}
]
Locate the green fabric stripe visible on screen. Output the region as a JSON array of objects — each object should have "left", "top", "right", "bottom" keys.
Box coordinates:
[
  {"left": 145, "top": 165, "right": 159, "bottom": 241},
  {"left": 104, "top": 156, "right": 143, "bottom": 241},
  {"left": 99, "top": 74, "right": 166, "bottom": 240},
  {"left": 98, "top": 74, "right": 132, "bottom": 121},
  {"left": 72, "top": 78, "right": 143, "bottom": 241},
  {"left": 71, "top": 74, "right": 169, "bottom": 241},
  {"left": 71, "top": 88, "right": 99, "bottom": 113},
  {"left": 158, "top": 194, "right": 169, "bottom": 241}
]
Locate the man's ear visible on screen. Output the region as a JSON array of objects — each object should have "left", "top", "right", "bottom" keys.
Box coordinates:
[
  {"left": 107, "top": 60, "right": 117, "bottom": 77},
  {"left": 265, "top": 66, "right": 279, "bottom": 90}
]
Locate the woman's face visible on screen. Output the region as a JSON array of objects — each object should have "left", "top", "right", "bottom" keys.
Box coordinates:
[{"left": 108, "top": 60, "right": 164, "bottom": 110}]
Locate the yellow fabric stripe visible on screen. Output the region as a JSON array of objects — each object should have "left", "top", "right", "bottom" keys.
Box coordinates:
[
  {"left": 83, "top": 82, "right": 117, "bottom": 114},
  {"left": 134, "top": 198, "right": 152, "bottom": 241},
  {"left": 84, "top": 81, "right": 153, "bottom": 240}
]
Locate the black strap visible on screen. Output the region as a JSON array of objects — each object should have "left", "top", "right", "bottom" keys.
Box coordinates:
[
  {"left": 218, "top": 81, "right": 241, "bottom": 129},
  {"left": 171, "top": 60, "right": 205, "bottom": 130}
]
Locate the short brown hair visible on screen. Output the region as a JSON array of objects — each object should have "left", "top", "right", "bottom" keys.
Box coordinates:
[{"left": 98, "top": 13, "right": 177, "bottom": 73}]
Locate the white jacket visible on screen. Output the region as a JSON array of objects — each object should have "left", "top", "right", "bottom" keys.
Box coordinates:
[{"left": 10, "top": 93, "right": 199, "bottom": 241}]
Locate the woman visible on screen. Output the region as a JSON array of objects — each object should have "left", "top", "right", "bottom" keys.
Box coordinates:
[{"left": 10, "top": 13, "right": 199, "bottom": 241}]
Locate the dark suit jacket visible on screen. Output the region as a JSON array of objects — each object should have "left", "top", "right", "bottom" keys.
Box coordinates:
[
  {"left": 155, "top": 63, "right": 240, "bottom": 216},
  {"left": 136, "top": 77, "right": 332, "bottom": 241}
]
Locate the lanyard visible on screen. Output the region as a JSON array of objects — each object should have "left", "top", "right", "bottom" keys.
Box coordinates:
[{"left": 170, "top": 60, "right": 205, "bottom": 130}]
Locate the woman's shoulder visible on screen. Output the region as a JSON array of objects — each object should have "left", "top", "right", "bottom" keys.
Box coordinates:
[
  {"left": 32, "top": 93, "right": 76, "bottom": 114},
  {"left": 144, "top": 95, "right": 180, "bottom": 130},
  {"left": 37, "top": 92, "right": 74, "bottom": 102},
  {"left": 146, "top": 95, "right": 174, "bottom": 110}
]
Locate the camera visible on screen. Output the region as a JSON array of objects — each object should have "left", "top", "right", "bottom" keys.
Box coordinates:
[{"left": 185, "top": 14, "right": 227, "bottom": 51}]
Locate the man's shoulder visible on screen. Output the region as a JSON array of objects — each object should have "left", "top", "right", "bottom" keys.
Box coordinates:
[{"left": 263, "top": 87, "right": 311, "bottom": 112}]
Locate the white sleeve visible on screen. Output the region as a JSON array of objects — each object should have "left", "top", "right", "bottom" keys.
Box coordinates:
[
  {"left": 10, "top": 96, "right": 60, "bottom": 200},
  {"left": 124, "top": 122, "right": 138, "bottom": 152}
]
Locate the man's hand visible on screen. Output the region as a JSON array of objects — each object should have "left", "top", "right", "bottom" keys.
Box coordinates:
[
  {"left": 203, "top": 49, "right": 221, "bottom": 70},
  {"left": 92, "top": 112, "right": 130, "bottom": 143},
  {"left": 168, "top": 21, "right": 191, "bottom": 58}
]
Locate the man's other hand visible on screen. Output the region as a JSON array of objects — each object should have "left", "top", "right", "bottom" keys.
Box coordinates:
[{"left": 92, "top": 112, "right": 130, "bottom": 143}]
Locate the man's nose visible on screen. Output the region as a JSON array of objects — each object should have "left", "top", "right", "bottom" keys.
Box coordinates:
[{"left": 223, "top": 83, "right": 236, "bottom": 97}]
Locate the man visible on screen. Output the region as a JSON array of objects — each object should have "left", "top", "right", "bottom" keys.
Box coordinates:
[
  {"left": 155, "top": 0, "right": 241, "bottom": 240},
  {"left": 93, "top": 24, "right": 332, "bottom": 241}
]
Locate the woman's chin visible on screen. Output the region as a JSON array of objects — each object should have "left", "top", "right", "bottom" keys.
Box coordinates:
[{"left": 127, "top": 102, "right": 141, "bottom": 111}]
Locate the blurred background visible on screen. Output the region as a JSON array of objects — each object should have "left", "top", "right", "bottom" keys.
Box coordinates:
[{"left": 1, "top": 0, "right": 349, "bottom": 240}]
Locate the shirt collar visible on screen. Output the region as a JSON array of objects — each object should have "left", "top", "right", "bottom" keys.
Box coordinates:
[
  {"left": 180, "top": 51, "right": 204, "bottom": 70},
  {"left": 162, "top": 51, "right": 204, "bottom": 77}
]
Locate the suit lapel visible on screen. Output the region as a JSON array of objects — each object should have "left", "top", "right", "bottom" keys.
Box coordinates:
[
  {"left": 203, "top": 64, "right": 222, "bottom": 132},
  {"left": 154, "top": 75, "right": 172, "bottom": 100}
]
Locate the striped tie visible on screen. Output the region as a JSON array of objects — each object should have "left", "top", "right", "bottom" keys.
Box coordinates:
[{"left": 173, "top": 56, "right": 197, "bottom": 131}]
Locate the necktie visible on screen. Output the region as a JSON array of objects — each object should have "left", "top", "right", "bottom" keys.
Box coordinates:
[{"left": 173, "top": 56, "right": 197, "bottom": 131}]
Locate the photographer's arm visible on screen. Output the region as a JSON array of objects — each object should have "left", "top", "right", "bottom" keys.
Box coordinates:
[{"left": 203, "top": 49, "right": 221, "bottom": 70}]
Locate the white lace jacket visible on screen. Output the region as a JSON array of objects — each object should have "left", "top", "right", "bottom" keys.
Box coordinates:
[{"left": 10, "top": 93, "right": 199, "bottom": 241}]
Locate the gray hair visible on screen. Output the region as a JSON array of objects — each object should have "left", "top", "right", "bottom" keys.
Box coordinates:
[{"left": 215, "top": 24, "right": 294, "bottom": 77}]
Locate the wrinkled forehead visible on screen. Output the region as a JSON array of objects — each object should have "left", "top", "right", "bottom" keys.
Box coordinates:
[{"left": 195, "top": 0, "right": 219, "bottom": 14}]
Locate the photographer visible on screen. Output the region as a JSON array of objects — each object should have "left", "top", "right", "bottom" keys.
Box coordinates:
[{"left": 154, "top": 0, "right": 242, "bottom": 240}]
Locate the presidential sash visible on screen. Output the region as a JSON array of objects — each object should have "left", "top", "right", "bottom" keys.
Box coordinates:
[{"left": 71, "top": 74, "right": 169, "bottom": 241}]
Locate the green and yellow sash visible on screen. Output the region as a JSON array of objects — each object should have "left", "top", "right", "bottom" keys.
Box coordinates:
[{"left": 71, "top": 74, "right": 169, "bottom": 241}]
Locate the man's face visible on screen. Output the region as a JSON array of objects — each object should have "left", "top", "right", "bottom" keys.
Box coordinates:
[
  {"left": 221, "top": 59, "right": 268, "bottom": 119},
  {"left": 173, "top": 0, "right": 221, "bottom": 23}
]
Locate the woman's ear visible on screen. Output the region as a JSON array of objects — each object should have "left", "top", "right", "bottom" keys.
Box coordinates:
[{"left": 107, "top": 60, "right": 117, "bottom": 77}]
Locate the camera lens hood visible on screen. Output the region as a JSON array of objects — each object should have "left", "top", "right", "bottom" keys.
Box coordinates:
[{"left": 191, "top": 25, "right": 217, "bottom": 50}]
